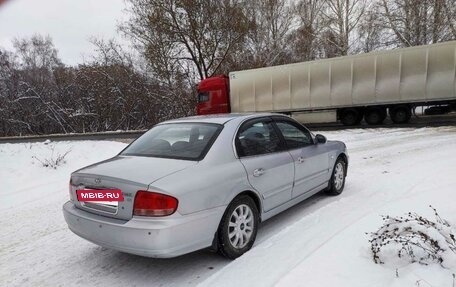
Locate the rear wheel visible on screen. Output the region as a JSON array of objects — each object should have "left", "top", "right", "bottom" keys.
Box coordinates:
[
  {"left": 217, "top": 195, "right": 259, "bottom": 259},
  {"left": 364, "top": 107, "right": 386, "bottom": 125},
  {"left": 327, "top": 158, "right": 346, "bottom": 196},
  {"left": 390, "top": 106, "right": 411, "bottom": 124}
]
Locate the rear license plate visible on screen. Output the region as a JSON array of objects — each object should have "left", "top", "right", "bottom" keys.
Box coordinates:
[{"left": 76, "top": 189, "right": 124, "bottom": 203}]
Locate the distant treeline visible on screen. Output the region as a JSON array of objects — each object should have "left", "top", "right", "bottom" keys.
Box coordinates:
[
  {"left": 1, "top": 0, "right": 455, "bottom": 136},
  {"left": 0, "top": 38, "right": 194, "bottom": 136}
]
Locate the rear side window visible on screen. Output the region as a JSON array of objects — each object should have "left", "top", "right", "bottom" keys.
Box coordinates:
[
  {"left": 121, "top": 123, "right": 222, "bottom": 160},
  {"left": 237, "top": 120, "right": 283, "bottom": 157}
]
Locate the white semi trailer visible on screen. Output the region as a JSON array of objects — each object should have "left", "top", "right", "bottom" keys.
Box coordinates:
[{"left": 196, "top": 41, "right": 456, "bottom": 125}]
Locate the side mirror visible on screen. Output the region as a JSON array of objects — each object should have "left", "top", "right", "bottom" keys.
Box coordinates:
[{"left": 315, "top": 134, "right": 327, "bottom": 144}]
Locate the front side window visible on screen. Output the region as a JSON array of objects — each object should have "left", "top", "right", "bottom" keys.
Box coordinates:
[
  {"left": 198, "top": 92, "right": 209, "bottom": 103},
  {"left": 121, "top": 123, "right": 222, "bottom": 160},
  {"left": 275, "top": 121, "right": 313, "bottom": 149},
  {"left": 237, "top": 120, "right": 283, "bottom": 157}
]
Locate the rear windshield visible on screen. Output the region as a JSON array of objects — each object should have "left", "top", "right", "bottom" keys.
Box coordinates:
[{"left": 120, "top": 123, "right": 222, "bottom": 160}]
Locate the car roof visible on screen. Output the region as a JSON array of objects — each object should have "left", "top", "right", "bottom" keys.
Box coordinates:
[{"left": 161, "top": 113, "right": 289, "bottom": 125}]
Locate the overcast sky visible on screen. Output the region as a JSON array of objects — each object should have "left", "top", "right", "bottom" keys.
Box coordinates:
[{"left": 0, "top": 0, "right": 128, "bottom": 65}]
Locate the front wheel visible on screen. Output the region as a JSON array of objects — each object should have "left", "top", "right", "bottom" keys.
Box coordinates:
[
  {"left": 217, "top": 195, "right": 259, "bottom": 259},
  {"left": 327, "top": 158, "right": 346, "bottom": 195}
]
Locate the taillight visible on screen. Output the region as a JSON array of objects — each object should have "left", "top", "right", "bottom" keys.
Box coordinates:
[
  {"left": 69, "top": 180, "right": 74, "bottom": 201},
  {"left": 133, "top": 191, "right": 178, "bottom": 217}
]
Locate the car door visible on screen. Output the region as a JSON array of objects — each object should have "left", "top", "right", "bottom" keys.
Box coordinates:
[
  {"left": 273, "top": 119, "right": 330, "bottom": 198},
  {"left": 236, "top": 118, "right": 294, "bottom": 212}
]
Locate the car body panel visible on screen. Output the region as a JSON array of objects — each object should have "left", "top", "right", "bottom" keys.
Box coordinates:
[
  {"left": 63, "top": 201, "right": 225, "bottom": 258},
  {"left": 262, "top": 181, "right": 329, "bottom": 221},
  {"left": 149, "top": 160, "right": 251, "bottom": 215},
  {"left": 70, "top": 156, "right": 198, "bottom": 220},
  {"left": 288, "top": 144, "right": 330, "bottom": 198},
  {"left": 239, "top": 151, "right": 294, "bottom": 212}
]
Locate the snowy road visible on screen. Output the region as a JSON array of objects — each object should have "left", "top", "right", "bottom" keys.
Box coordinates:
[{"left": 1, "top": 127, "right": 456, "bottom": 286}]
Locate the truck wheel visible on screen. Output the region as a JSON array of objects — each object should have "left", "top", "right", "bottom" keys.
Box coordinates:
[
  {"left": 390, "top": 106, "right": 411, "bottom": 124},
  {"left": 341, "top": 109, "right": 361, "bottom": 126},
  {"left": 364, "top": 108, "right": 386, "bottom": 125},
  {"left": 217, "top": 195, "right": 259, "bottom": 259}
]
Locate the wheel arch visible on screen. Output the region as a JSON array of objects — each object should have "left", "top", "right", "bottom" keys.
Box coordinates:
[
  {"left": 336, "top": 152, "right": 349, "bottom": 176},
  {"left": 338, "top": 152, "right": 348, "bottom": 163},
  {"left": 232, "top": 190, "right": 262, "bottom": 222},
  {"left": 210, "top": 189, "right": 262, "bottom": 252}
]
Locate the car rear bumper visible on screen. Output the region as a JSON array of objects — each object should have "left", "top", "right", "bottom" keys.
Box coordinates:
[{"left": 62, "top": 201, "right": 225, "bottom": 258}]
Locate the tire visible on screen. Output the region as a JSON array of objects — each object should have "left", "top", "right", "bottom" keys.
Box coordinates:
[
  {"left": 355, "top": 112, "right": 364, "bottom": 125},
  {"left": 364, "top": 108, "right": 386, "bottom": 125},
  {"left": 390, "top": 106, "right": 411, "bottom": 124},
  {"left": 217, "top": 195, "right": 259, "bottom": 259},
  {"left": 341, "top": 109, "right": 361, "bottom": 126},
  {"left": 327, "top": 158, "right": 346, "bottom": 196}
]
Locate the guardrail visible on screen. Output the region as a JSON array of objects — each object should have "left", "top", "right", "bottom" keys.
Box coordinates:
[{"left": 0, "top": 130, "right": 147, "bottom": 144}]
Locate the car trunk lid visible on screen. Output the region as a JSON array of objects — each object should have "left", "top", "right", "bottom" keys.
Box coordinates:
[{"left": 70, "top": 156, "right": 196, "bottom": 220}]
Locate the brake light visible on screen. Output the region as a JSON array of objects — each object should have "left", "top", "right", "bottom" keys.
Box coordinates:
[
  {"left": 133, "top": 191, "right": 178, "bottom": 216},
  {"left": 69, "top": 180, "right": 75, "bottom": 201}
]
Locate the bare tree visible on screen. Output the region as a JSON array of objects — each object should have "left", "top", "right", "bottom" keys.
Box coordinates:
[
  {"left": 291, "top": 0, "right": 326, "bottom": 61},
  {"left": 377, "top": 0, "right": 456, "bottom": 47},
  {"left": 9, "top": 35, "right": 72, "bottom": 134},
  {"left": 320, "top": 0, "right": 367, "bottom": 56},
  {"left": 0, "top": 35, "right": 182, "bottom": 136},
  {"left": 121, "top": 0, "right": 250, "bottom": 81},
  {"left": 73, "top": 38, "right": 164, "bottom": 132},
  {"left": 240, "top": 0, "right": 296, "bottom": 67},
  {"left": 444, "top": 0, "right": 456, "bottom": 38},
  {"left": 358, "top": 2, "right": 386, "bottom": 52},
  {"left": 13, "top": 35, "right": 62, "bottom": 70},
  {"left": 0, "top": 48, "right": 19, "bottom": 135}
]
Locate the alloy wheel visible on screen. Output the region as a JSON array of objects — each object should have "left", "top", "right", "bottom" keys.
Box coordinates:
[
  {"left": 334, "top": 162, "right": 345, "bottom": 190},
  {"left": 228, "top": 204, "right": 254, "bottom": 249}
]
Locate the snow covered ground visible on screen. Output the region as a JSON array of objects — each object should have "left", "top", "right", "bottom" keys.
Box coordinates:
[{"left": 1, "top": 127, "right": 456, "bottom": 287}]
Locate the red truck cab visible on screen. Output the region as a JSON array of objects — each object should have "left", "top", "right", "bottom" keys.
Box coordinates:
[{"left": 196, "top": 75, "right": 230, "bottom": 115}]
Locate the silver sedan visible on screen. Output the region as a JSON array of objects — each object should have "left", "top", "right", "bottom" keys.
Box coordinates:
[{"left": 63, "top": 113, "right": 348, "bottom": 259}]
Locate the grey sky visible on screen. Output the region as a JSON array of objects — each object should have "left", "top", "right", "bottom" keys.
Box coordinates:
[{"left": 0, "top": 0, "right": 127, "bottom": 65}]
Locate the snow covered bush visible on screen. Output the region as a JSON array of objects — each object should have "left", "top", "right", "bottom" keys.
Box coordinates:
[
  {"left": 369, "top": 206, "right": 456, "bottom": 268},
  {"left": 32, "top": 142, "right": 71, "bottom": 169}
]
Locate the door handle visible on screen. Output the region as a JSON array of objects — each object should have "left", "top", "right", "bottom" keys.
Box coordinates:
[
  {"left": 253, "top": 168, "right": 265, "bottom": 177},
  {"left": 297, "top": 157, "right": 305, "bottom": 164}
]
